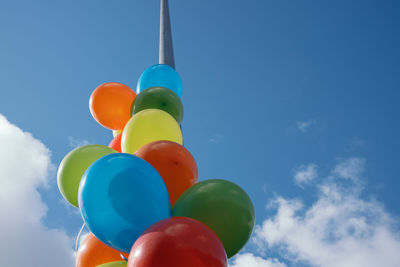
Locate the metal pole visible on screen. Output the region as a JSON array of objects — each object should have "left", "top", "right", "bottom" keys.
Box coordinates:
[{"left": 159, "top": 0, "right": 175, "bottom": 69}]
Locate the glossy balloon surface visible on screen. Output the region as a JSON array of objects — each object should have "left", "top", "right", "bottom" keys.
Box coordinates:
[
  {"left": 90, "top": 82, "right": 136, "bottom": 130},
  {"left": 136, "top": 64, "right": 182, "bottom": 97},
  {"left": 132, "top": 87, "right": 183, "bottom": 123},
  {"left": 97, "top": 261, "right": 127, "bottom": 267},
  {"left": 136, "top": 141, "right": 197, "bottom": 206},
  {"left": 79, "top": 153, "right": 171, "bottom": 253},
  {"left": 122, "top": 109, "right": 182, "bottom": 154},
  {"left": 109, "top": 132, "right": 122, "bottom": 152},
  {"left": 76, "top": 233, "right": 128, "bottom": 267},
  {"left": 128, "top": 217, "right": 227, "bottom": 267},
  {"left": 57, "top": 145, "right": 117, "bottom": 207},
  {"left": 172, "top": 179, "right": 255, "bottom": 258},
  {"left": 112, "top": 129, "right": 122, "bottom": 137}
]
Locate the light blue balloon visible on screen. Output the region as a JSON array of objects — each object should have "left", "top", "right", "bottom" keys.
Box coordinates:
[
  {"left": 78, "top": 153, "right": 171, "bottom": 253},
  {"left": 136, "top": 64, "right": 182, "bottom": 97}
]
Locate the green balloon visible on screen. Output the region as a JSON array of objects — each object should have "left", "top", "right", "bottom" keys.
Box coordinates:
[
  {"left": 172, "top": 179, "right": 255, "bottom": 258},
  {"left": 96, "top": 261, "right": 127, "bottom": 267},
  {"left": 57, "top": 144, "right": 117, "bottom": 207},
  {"left": 132, "top": 86, "right": 184, "bottom": 123}
]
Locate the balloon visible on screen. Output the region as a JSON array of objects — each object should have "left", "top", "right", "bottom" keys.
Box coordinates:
[
  {"left": 109, "top": 132, "right": 122, "bottom": 153},
  {"left": 128, "top": 217, "right": 227, "bottom": 267},
  {"left": 136, "top": 64, "right": 182, "bottom": 97},
  {"left": 121, "top": 109, "right": 182, "bottom": 154},
  {"left": 132, "top": 87, "right": 183, "bottom": 123},
  {"left": 136, "top": 141, "right": 197, "bottom": 206},
  {"left": 76, "top": 233, "right": 129, "bottom": 267},
  {"left": 172, "top": 179, "right": 255, "bottom": 258},
  {"left": 57, "top": 145, "right": 117, "bottom": 207},
  {"left": 113, "top": 130, "right": 122, "bottom": 137},
  {"left": 79, "top": 153, "right": 171, "bottom": 253},
  {"left": 97, "top": 262, "right": 127, "bottom": 267},
  {"left": 90, "top": 82, "right": 136, "bottom": 130}
]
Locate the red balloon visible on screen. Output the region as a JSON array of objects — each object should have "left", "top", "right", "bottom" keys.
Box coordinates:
[
  {"left": 135, "top": 141, "right": 198, "bottom": 206},
  {"left": 128, "top": 217, "right": 227, "bottom": 267},
  {"left": 109, "top": 132, "right": 122, "bottom": 152}
]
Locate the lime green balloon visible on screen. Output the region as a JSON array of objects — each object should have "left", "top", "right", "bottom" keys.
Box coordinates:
[
  {"left": 122, "top": 109, "right": 182, "bottom": 154},
  {"left": 96, "top": 261, "right": 127, "bottom": 267},
  {"left": 57, "top": 145, "right": 117, "bottom": 207},
  {"left": 132, "top": 87, "right": 184, "bottom": 123},
  {"left": 172, "top": 179, "right": 255, "bottom": 258}
]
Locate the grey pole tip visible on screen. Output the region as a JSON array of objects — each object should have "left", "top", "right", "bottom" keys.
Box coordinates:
[{"left": 159, "top": 0, "right": 175, "bottom": 69}]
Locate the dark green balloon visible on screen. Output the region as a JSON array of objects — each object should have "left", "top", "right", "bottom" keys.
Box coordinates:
[
  {"left": 132, "top": 87, "right": 183, "bottom": 123},
  {"left": 172, "top": 179, "right": 255, "bottom": 258}
]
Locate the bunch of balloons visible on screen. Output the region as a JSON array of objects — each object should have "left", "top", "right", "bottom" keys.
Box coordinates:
[{"left": 57, "top": 64, "right": 255, "bottom": 267}]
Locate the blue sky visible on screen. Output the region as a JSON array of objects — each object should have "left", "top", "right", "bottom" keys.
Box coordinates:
[{"left": 1, "top": 1, "right": 400, "bottom": 266}]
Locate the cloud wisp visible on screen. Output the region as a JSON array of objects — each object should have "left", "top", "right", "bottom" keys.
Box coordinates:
[
  {"left": 209, "top": 133, "right": 224, "bottom": 144},
  {"left": 333, "top": 157, "right": 365, "bottom": 182},
  {"left": 296, "top": 119, "right": 315, "bottom": 133},
  {"left": 294, "top": 163, "right": 318, "bottom": 187},
  {"left": 0, "top": 114, "right": 75, "bottom": 266},
  {"left": 68, "top": 136, "right": 90, "bottom": 148}
]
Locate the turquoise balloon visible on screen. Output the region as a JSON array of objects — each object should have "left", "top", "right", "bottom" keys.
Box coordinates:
[
  {"left": 79, "top": 153, "right": 171, "bottom": 253},
  {"left": 136, "top": 64, "right": 182, "bottom": 98}
]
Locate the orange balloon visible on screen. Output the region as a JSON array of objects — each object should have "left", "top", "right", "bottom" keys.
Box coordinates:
[
  {"left": 89, "top": 82, "right": 136, "bottom": 130},
  {"left": 76, "top": 233, "right": 129, "bottom": 267},
  {"left": 135, "top": 141, "right": 198, "bottom": 206},
  {"left": 109, "top": 132, "right": 122, "bottom": 152}
]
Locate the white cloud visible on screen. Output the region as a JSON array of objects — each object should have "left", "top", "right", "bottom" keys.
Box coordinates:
[
  {"left": 294, "top": 164, "right": 318, "bottom": 187},
  {"left": 333, "top": 157, "right": 365, "bottom": 181},
  {"left": 296, "top": 120, "right": 315, "bottom": 133},
  {"left": 230, "top": 253, "right": 286, "bottom": 267},
  {"left": 0, "top": 114, "right": 75, "bottom": 266},
  {"left": 68, "top": 136, "right": 90, "bottom": 148},
  {"left": 252, "top": 158, "right": 400, "bottom": 267}
]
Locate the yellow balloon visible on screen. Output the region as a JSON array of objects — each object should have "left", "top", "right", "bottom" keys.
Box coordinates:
[
  {"left": 96, "top": 261, "right": 127, "bottom": 267},
  {"left": 112, "top": 129, "right": 122, "bottom": 137},
  {"left": 122, "top": 109, "right": 183, "bottom": 154}
]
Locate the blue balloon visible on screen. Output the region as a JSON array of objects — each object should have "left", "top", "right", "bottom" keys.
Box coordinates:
[
  {"left": 136, "top": 64, "right": 182, "bottom": 97},
  {"left": 78, "top": 153, "right": 171, "bottom": 253}
]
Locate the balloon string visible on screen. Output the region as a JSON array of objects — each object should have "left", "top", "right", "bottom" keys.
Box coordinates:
[
  {"left": 75, "top": 223, "right": 86, "bottom": 252},
  {"left": 120, "top": 254, "right": 128, "bottom": 262}
]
